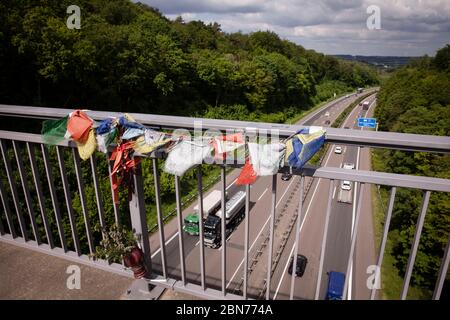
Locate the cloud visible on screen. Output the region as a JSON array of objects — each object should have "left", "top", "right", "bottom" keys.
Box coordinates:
[
  {"left": 137, "top": 0, "right": 450, "bottom": 56},
  {"left": 142, "top": 0, "right": 267, "bottom": 14}
]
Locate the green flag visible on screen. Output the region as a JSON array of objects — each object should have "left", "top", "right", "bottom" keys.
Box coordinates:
[{"left": 41, "top": 116, "right": 69, "bottom": 145}]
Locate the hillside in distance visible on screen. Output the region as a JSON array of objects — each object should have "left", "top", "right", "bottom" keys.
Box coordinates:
[{"left": 334, "top": 55, "right": 416, "bottom": 70}]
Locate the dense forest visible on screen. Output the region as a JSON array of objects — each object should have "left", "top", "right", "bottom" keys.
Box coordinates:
[
  {"left": 0, "top": 0, "right": 380, "bottom": 255},
  {"left": 374, "top": 44, "right": 450, "bottom": 297},
  {"left": 0, "top": 0, "right": 378, "bottom": 123}
]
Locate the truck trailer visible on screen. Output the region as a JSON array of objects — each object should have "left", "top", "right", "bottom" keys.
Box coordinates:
[
  {"left": 203, "top": 190, "right": 246, "bottom": 248},
  {"left": 362, "top": 100, "right": 370, "bottom": 110}
]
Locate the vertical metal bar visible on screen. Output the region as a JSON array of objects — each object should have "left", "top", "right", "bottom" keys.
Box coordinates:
[
  {"left": 153, "top": 158, "right": 168, "bottom": 279},
  {"left": 314, "top": 179, "right": 334, "bottom": 300},
  {"left": 129, "top": 161, "right": 152, "bottom": 276},
  {"left": 41, "top": 145, "right": 67, "bottom": 251},
  {"left": 243, "top": 184, "right": 250, "bottom": 299},
  {"left": 0, "top": 179, "right": 5, "bottom": 235},
  {"left": 196, "top": 166, "right": 206, "bottom": 289},
  {"left": 0, "top": 168, "right": 16, "bottom": 237},
  {"left": 433, "top": 232, "right": 450, "bottom": 300},
  {"left": 289, "top": 176, "right": 305, "bottom": 300},
  {"left": 265, "top": 174, "right": 277, "bottom": 300},
  {"left": 56, "top": 146, "right": 81, "bottom": 255},
  {"left": 107, "top": 153, "right": 120, "bottom": 225},
  {"left": 221, "top": 166, "right": 227, "bottom": 296},
  {"left": 13, "top": 141, "right": 41, "bottom": 244},
  {"left": 370, "top": 186, "right": 396, "bottom": 300},
  {"left": 401, "top": 190, "right": 431, "bottom": 300},
  {"left": 72, "top": 149, "right": 94, "bottom": 254},
  {"left": 0, "top": 211, "right": 4, "bottom": 235},
  {"left": 348, "top": 146, "right": 362, "bottom": 300},
  {"left": 0, "top": 139, "right": 28, "bottom": 240},
  {"left": 27, "top": 143, "right": 54, "bottom": 248},
  {"left": 175, "top": 175, "right": 186, "bottom": 285},
  {"left": 90, "top": 154, "right": 106, "bottom": 230},
  {"left": 343, "top": 183, "right": 365, "bottom": 299}
]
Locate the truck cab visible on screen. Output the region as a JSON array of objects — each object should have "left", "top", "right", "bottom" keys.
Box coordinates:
[
  {"left": 183, "top": 190, "right": 222, "bottom": 236},
  {"left": 204, "top": 215, "right": 221, "bottom": 248},
  {"left": 183, "top": 214, "right": 200, "bottom": 235},
  {"left": 326, "top": 271, "right": 345, "bottom": 300}
]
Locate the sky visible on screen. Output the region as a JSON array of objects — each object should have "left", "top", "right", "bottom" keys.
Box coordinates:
[{"left": 136, "top": 0, "right": 450, "bottom": 57}]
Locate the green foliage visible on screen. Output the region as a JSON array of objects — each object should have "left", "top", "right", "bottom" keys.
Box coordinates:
[
  {"left": 91, "top": 224, "right": 138, "bottom": 264},
  {"left": 373, "top": 44, "right": 450, "bottom": 292},
  {"left": 0, "top": 0, "right": 378, "bottom": 115},
  {"left": 312, "top": 80, "right": 352, "bottom": 104}
]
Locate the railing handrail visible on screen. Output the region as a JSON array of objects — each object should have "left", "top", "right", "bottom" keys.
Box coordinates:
[
  {"left": 0, "top": 130, "right": 448, "bottom": 193},
  {"left": 0, "top": 104, "right": 449, "bottom": 154}
]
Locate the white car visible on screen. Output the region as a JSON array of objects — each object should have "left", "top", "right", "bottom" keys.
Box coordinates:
[
  {"left": 341, "top": 180, "right": 352, "bottom": 190},
  {"left": 334, "top": 146, "right": 342, "bottom": 154},
  {"left": 343, "top": 162, "right": 355, "bottom": 169},
  {"left": 325, "top": 111, "right": 330, "bottom": 117}
]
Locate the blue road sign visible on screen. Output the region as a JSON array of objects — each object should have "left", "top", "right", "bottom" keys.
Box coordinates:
[{"left": 357, "top": 117, "right": 377, "bottom": 128}]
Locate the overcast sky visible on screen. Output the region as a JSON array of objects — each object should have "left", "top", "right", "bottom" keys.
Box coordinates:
[{"left": 136, "top": 0, "right": 450, "bottom": 56}]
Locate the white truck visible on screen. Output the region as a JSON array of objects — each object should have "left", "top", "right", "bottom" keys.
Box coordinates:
[
  {"left": 362, "top": 101, "right": 370, "bottom": 111},
  {"left": 203, "top": 190, "right": 246, "bottom": 248},
  {"left": 338, "top": 163, "right": 355, "bottom": 204}
]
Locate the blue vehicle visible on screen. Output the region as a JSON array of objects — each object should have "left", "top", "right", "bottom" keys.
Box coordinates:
[{"left": 326, "top": 271, "right": 345, "bottom": 300}]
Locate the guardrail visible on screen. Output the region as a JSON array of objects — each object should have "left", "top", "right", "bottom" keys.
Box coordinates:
[{"left": 0, "top": 104, "right": 449, "bottom": 300}]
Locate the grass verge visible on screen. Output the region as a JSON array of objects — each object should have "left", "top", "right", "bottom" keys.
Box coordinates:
[{"left": 371, "top": 149, "right": 432, "bottom": 299}]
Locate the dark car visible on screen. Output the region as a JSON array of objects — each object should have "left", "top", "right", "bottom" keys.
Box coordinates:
[
  {"left": 324, "top": 120, "right": 331, "bottom": 125},
  {"left": 281, "top": 172, "right": 292, "bottom": 181},
  {"left": 288, "top": 254, "right": 308, "bottom": 277}
]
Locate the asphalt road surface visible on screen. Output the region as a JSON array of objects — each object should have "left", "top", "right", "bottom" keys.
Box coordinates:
[
  {"left": 148, "top": 91, "right": 377, "bottom": 298},
  {"left": 271, "top": 95, "right": 378, "bottom": 300}
]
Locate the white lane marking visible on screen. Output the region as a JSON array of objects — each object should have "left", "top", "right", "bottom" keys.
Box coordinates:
[
  {"left": 151, "top": 177, "right": 237, "bottom": 258},
  {"left": 226, "top": 176, "right": 298, "bottom": 288},
  {"left": 273, "top": 121, "right": 338, "bottom": 300},
  {"left": 343, "top": 146, "right": 347, "bottom": 154},
  {"left": 258, "top": 188, "right": 268, "bottom": 202},
  {"left": 332, "top": 186, "right": 337, "bottom": 199},
  {"left": 151, "top": 231, "right": 179, "bottom": 258},
  {"left": 272, "top": 177, "right": 323, "bottom": 299},
  {"left": 348, "top": 96, "right": 376, "bottom": 300}
]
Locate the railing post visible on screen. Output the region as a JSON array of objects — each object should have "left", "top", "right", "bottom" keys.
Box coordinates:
[
  {"left": 0, "top": 160, "right": 15, "bottom": 238},
  {"left": 129, "top": 160, "right": 152, "bottom": 277}
]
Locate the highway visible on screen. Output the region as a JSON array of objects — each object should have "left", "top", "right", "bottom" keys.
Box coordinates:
[
  {"left": 148, "top": 91, "right": 377, "bottom": 297},
  {"left": 270, "top": 95, "right": 378, "bottom": 300}
]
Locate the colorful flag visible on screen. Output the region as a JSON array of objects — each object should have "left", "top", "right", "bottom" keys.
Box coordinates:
[
  {"left": 285, "top": 127, "right": 326, "bottom": 168},
  {"left": 164, "top": 139, "right": 212, "bottom": 176},
  {"left": 236, "top": 158, "right": 258, "bottom": 185},
  {"left": 41, "top": 116, "right": 69, "bottom": 145},
  {"left": 248, "top": 142, "right": 286, "bottom": 176},
  {"left": 76, "top": 128, "right": 97, "bottom": 160},
  {"left": 67, "top": 110, "right": 93, "bottom": 143}
]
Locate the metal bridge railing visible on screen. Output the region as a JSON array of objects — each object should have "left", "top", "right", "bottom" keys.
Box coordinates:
[{"left": 0, "top": 105, "right": 449, "bottom": 300}]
